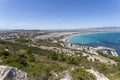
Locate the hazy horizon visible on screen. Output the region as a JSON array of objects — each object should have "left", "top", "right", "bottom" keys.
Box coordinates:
[{"left": 1, "top": 0, "right": 120, "bottom": 29}]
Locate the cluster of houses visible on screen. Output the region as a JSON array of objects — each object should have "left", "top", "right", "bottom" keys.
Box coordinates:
[
  {"left": 66, "top": 43, "right": 119, "bottom": 56},
  {"left": 0, "top": 30, "right": 45, "bottom": 40}
]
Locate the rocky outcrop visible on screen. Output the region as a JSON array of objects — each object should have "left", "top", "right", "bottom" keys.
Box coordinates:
[
  {"left": 0, "top": 65, "right": 28, "bottom": 80},
  {"left": 86, "top": 69, "right": 109, "bottom": 80}
]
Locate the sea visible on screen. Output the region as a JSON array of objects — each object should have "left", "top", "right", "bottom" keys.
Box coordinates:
[{"left": 67, "top": 32, "right": 120, "bottom": 55}]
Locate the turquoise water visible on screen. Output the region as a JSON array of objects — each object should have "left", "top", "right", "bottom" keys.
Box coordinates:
[{"left": 67, "top": 32, "right": 120, "bottom": 55}]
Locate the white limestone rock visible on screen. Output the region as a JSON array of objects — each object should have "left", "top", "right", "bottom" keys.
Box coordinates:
[
  {"left": 86, "top": 69, "right": 109, "bottom": 80},
  {"left": 0, "top": 65, "right": 28, "bottom": 80}
]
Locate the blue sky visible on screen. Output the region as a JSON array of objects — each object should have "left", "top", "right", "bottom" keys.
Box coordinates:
[{"left": 0, "top": 0, "right": 120, "bottom": 29}]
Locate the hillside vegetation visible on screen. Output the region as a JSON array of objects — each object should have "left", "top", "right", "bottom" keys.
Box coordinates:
[{"left": 0, "top": 39, "right": 120, "bottom": 80}]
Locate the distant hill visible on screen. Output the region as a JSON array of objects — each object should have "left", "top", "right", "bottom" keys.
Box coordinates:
[
  {"left": 91, "top": 26, "right": 120, "bottom": 29},
  {"left": 88, "top": 26, "right": 120, "bottom": 32}
]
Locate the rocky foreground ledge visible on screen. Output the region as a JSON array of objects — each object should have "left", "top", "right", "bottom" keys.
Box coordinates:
[{"left": 0, "top": 65, "right": 28, "bottom": 80}]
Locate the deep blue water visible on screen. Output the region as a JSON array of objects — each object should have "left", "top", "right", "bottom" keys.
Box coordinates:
[{"left": 67, "top": 32, "right": 120, "bottom": 55}]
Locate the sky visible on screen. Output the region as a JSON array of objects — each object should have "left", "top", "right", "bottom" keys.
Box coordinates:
[{"left": 0, "top": 0, "right": 120, "bottom": 29}]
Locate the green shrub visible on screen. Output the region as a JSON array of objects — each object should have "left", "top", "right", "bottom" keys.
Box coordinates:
[
  {"left": 26, "top": 54, "right": 35, "bottom": 62},
  {"left": 0, "top": 50, "right": 9, "bottom": 57},
  {"left": 2, "top": 55, "right": 28, "bottom": 69},
  {"left": 72, "top": 68, "right": 96, "bottom": 80}
]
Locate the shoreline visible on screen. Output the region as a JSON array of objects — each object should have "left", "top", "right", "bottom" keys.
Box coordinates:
[
  {"left": 63, "top": 31, "right": 118, "bottom": 43},
  {"left": 62, "top": 31, "right": 119, "bottom": 56},
  {"left": 63, "top": 32, "right": 100, "bottom": 43}
]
